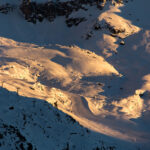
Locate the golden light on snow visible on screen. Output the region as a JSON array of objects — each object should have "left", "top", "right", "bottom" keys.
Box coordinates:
[{"left": 1, "top": 0, "right": 150, "bottom": 146}]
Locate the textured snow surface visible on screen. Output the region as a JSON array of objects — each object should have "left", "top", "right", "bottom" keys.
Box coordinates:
[
  {"left": 1, "top": 87, "right": 130, "bottom": 150},
  {"left": 0, "top": 0, "right": 150, "bottom": 149}
]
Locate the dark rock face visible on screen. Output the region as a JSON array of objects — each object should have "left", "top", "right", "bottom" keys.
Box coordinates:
[
  {"left": 19, "top": 0, "right": 128, "bottom": 26},
  {"left": 66, "top": 17, "right": 87, "bottom": 27},
  {"left": 0, "top": 3, "right": 13, "bottom": 14},
  {"left": 20, "top": 0, "right": 93, "bottom": 24},
  {"left": 19, "top": 0, "right": 116, "bottom": 24},
  {"left": 0, "top": 122, "right": 36, "bottom": 150},
  {"left": 0, "top": 0, "right": 128, "bottom": 27}
]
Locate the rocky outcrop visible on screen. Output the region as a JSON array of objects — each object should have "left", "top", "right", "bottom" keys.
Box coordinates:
[
  {"left": 19, "top": 0, "right": 124, "bottom": 24},
  {"left": 0, "top": 122, "right": 36, "bottom": 150},
  {"left": 0, "top": 3, "right": 13, "bottom": 14}
]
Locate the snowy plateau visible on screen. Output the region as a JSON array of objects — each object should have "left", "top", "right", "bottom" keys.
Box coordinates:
[{"left": 0, "top": 0, "right": 150, "bottom": 149}]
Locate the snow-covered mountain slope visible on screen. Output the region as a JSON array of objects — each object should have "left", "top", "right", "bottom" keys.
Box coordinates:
[
  {"left": 0, "top": 0, "right": 150, "bottom": 149},
  {"left": 1, "top": 87, "right": 130, "bottom": 150}
]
